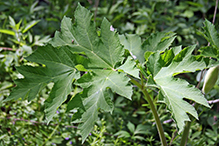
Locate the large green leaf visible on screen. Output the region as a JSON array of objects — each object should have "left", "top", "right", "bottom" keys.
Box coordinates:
[
  {"left": 5, "top": 45, "right": 81, "bottom": 122},
  {"left": 50, "top": 4, "right": 135, "bottom": 142},
  {"left": 148, "top": 45, "right": 210, "bottom": 133}
]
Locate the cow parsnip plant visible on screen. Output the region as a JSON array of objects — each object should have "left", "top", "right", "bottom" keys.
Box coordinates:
[{"left": 4, "top": 4, "right": 219, "bottom": 145}]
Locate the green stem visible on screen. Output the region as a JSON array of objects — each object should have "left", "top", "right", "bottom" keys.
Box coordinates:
[
  {"left": 180, "top": 103, "right": 199, "bottom": 146},
  {"left": 44, "top": 123, "right": 59, "bottom": 145},
  {"left": 129, "top": 77, "right": 167, "bottom": 146},
  {"left": 180, "top": 121, "right": 191, "bottom": 146}
]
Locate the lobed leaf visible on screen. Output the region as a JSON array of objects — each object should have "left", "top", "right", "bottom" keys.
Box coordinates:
[
  {"left": 50, "top": 4, "right": 134, "bottom": 142},
  {"left": 51, "top": 4, "right": 124, "bottom": 69},
  {"left": 5, "top": 45, "right": 81, "bottom": 122},
  {"left": 150, "top": 45, "right": 210, "bottom": 133},
  {"left": 76, "top": 70, "right": 132, "bottom": 142}
]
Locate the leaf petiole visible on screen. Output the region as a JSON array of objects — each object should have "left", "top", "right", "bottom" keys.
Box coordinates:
[{"left": 129, "top": 76, "right": 167, "bottom": 146}]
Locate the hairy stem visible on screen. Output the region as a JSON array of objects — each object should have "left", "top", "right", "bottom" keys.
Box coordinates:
[{"left": 129, "top": 76, "right": 167, "bottom": 146}]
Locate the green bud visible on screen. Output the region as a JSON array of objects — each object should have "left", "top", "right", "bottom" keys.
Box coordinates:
[{"left": 202, "top": 65, "right": 219, "bottom": 94}]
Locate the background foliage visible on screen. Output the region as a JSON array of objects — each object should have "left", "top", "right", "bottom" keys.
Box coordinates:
[{"left": 0, "top": 0, "right": 219, "bottom": 145}]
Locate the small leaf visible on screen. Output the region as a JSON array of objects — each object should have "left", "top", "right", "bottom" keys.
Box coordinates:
[
  {"left": 0, "top": 29, "right": 15, "bottom": 36},
  {"left": 119, "top": 34, "right": 144, "bottom": 63},
  {"left": 127, "top": 121, "right": 135, "bottom": 133},
  {"left": 9, "top": 16, "right": 16, "bottom": 29},
  {"left": 118, "top": 56, "right": 140, "bottom": 79},
  {"left": 67, "top": 94, "right": 85, "bottom": 112},
  {"left": 198, "top": 46, "right": 218, "bottom": 58},
  {"left": 134, "top": 135, "right": 145, "bottom": 141},
  {"left": 200, "top": 19, "right": 219, "bottom": 49},
  {"left": 142, "top": 32, "right": 176, "bottom": 52},
  {"left": 134, "top": 124, "right": 150, "bottom": 135},
  {"left": 114, "top": 131, "right": 131, "bottom": 138}
]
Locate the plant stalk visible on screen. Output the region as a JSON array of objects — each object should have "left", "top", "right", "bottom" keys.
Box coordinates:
[
  {"left": 180, "top": 103, "right": 200, "bottom": 146},
  {"left": 180, "top": 121, "right": 191, "bottom": 146},
  {"left": 129, "top": 77, "right": 167, "bottom": 146}
]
